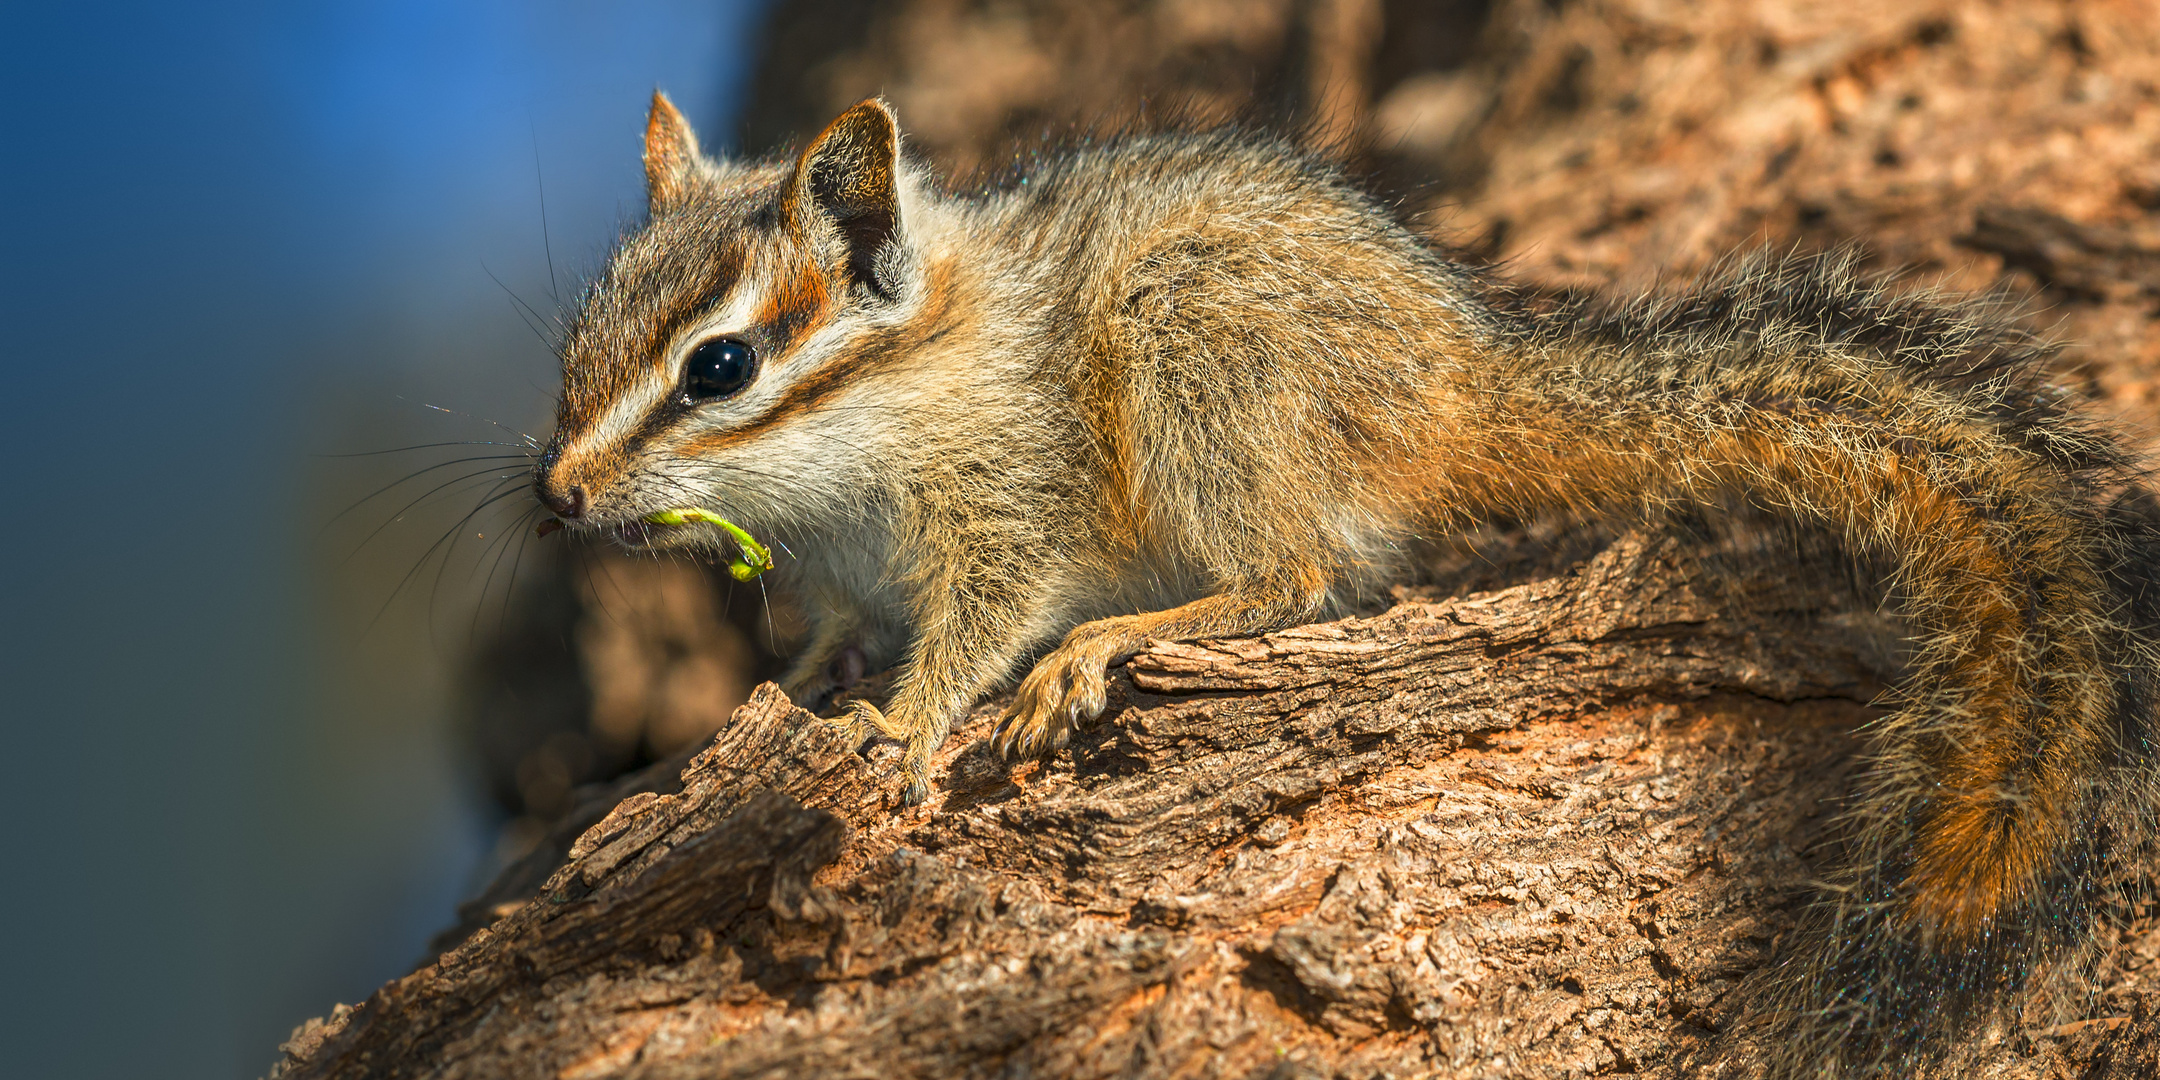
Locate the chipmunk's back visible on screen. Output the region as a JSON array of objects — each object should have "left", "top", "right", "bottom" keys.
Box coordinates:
[{"left": 953, "top": 133, "right": 1502, "bottom": 602}]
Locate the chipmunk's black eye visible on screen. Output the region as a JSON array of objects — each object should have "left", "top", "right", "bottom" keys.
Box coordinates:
[{"left": 682, "top": 337, "right": 758, "bottom": 402}]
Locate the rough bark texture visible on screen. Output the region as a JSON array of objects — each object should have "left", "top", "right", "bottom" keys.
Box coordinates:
[
  {"left": 325, "top": 0, "right": 2160, "bottom": 1076},
  {"left": 278, "top": 536, "right": 2160, "bottom": 1077}
]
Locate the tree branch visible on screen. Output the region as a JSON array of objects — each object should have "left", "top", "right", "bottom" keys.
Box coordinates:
[{"left": 274, "top": 534, "right": 2160, "bottom": 1079}]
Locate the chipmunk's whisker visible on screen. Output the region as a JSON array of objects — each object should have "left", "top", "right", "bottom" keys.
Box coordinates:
[
  {"left": 316, "top": 441, "right": 538, "bottom": 458},
  {"left": 467, "top": 499, "right": 547, "bottom": 643},
  {"left": 324, "top": 454, "right": 536, "bottom": 533},
  {"left": 403, "top": 396, "right": 543, "bottom": 448},
  {"left": 365, "top": 480, "right": 530, "bottom": 640},
  {"left": 339, "top": 466, "right": 529, "bottom": 568},
  {"left": 425, "top": 476, "right": 531, "bottom": 638},
  {"left": 483, "top": 260, "right": 564, "bottom": 353}
]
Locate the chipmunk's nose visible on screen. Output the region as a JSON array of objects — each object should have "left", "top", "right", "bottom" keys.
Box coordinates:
[{"left": 538, "top": 481, "right": 588, "bottom": 520}]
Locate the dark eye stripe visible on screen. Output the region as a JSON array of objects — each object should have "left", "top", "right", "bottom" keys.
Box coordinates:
[
  {"left": 753, "top": 265, "right": 832, "bottom": 353},
  {"left": 645, "top": 238, "right": 749, "bottom": 357}
]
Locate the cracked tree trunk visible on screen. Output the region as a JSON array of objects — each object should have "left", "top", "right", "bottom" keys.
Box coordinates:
[{"left": 268, "top": 536, "right": 2160, "bottom": 1078}]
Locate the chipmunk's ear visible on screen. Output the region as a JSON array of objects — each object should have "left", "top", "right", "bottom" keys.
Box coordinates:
[
  {"left": 644, "top": 90, "right": 702, "bottom": 211},
  {"left": 791, "top": 98, "right": 903, "bottom": 299}
]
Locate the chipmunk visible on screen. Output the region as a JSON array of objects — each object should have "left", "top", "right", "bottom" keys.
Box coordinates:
[{"left": 532, "top": 92, "right": 2160, "bottom": 1070}]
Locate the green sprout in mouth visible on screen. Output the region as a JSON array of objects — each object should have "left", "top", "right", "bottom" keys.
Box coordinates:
[
  {"left": 535, "top": 508, "right": 774, "bottom": 581},
  {"left": 642, "top": 508, "right": 775, "bottom": 581}
]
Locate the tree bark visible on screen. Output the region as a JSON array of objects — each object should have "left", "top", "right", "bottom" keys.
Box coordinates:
[{"left": 270, "top": 535, "right": 2160, "bottom": 1077}]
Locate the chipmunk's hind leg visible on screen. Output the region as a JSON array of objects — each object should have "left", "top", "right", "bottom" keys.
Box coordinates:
[
  {"left": 993, "top": 566, "right": 1331, "bottom": 760},
  {"left": 778, "top": 603, "right": 868, "bottom": 713}
]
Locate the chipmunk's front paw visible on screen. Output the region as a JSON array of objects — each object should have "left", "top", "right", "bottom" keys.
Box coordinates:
[
  {"left": 830, "top": 700, "right": 933, "bottom": 806},
  {"left": 992, "top": 635, "right": 1115, "bottom": 760},
  {"left": 829, "top": 698, "right": 889, "bottom": 746}
]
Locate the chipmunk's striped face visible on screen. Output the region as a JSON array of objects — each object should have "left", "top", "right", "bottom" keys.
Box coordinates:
[{"left": 535, "top": 94, "right": 920, "bottom": 552}]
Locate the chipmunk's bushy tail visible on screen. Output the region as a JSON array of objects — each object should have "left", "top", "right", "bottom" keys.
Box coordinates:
[{"left": 1458, "top": 253, "right": 2160, "bottom": 1072}]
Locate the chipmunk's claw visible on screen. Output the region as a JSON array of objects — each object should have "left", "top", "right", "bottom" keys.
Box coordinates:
[
  {"left": 830, "top": 698, "right": 896, "bottom": 747},
  {"left": 830, "top": 699, "right": 936, "bottom": 806},
  {"left": 899, "top": 775, "right": 930, "bottom": 807}
]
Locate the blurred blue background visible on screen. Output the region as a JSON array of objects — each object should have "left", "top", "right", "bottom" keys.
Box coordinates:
[{"left": 0, "top": 3, "right": 765, "bottom": 1076}]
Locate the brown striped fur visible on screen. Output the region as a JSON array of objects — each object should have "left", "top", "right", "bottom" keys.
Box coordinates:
[{"left": 532, "top": 92, "right": 2160, "bottom": 1073}]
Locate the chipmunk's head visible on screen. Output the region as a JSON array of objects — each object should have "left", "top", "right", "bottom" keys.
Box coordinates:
[{"left": 534, "top": 91, "right": 932, "bottom": 553}]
